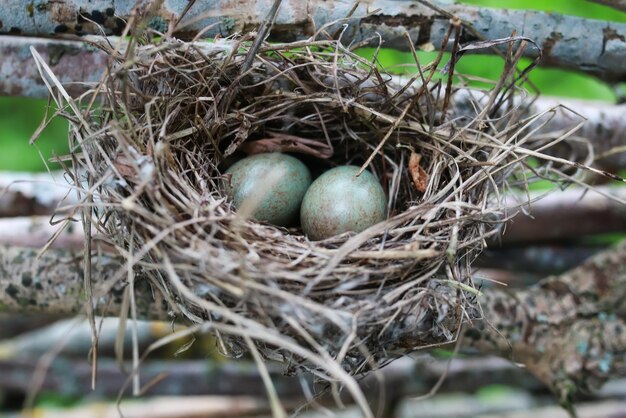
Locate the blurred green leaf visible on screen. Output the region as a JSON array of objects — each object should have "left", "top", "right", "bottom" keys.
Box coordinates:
[
  {"left": 581, "top": 233, "right": 626, "bottom": 245},
  {"left": 0, "top": 97, "right": 69, "bottom": 172},
  {"left": 475, "top": 384, "right": 520, "bottom": 403},
  {"left": 35, "top": 392, "right": 81, "bottom": 408}
]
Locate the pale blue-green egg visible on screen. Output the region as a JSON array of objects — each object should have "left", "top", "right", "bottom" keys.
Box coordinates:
[
  {"left": 225, "top": 153, "right": 311, "bottom": 227},
  {"left": 300, "top": 165, "right": 387, "bottom": 240}
]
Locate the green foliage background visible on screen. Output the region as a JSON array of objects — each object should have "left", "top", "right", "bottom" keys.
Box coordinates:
[{"left": 0, "top": 0, "right": 624, "bottom": 172}]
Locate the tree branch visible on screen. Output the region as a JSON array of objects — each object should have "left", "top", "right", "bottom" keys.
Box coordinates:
[
  {"left": 0, "top": 217, "right": 85, "bottom": 249},
  {"left": 0, "top": 355, "right": 542, "bottom": 400},
  {"left": 2, "top": 184, "right": 623, "bottom": 250},
  {"left": 2, "top": 240, "right": 626, "bottom": 404},
  {"left": 498, "top": 186, "right": 626, "bottom": 244},
  {"left": 4, "top": 36, "right": 626, "bottom": 171},
  {"left": 0, "top": 246, "right": 164, "bottom": 318},
  {"left": 450, "top": 91, "right": 626, "bottom": 172},
  {"left": 476, "top": 245, "right": 602, "bottom": 276},
  {"left": 466, "top": 240, "right": 626, "bottom": 404},
  {"left": 25, "top": 395, "right": 271, "bottom": 418},
  {"left": 0, "top": 171, "right": 75, "bottom": 218},
  {"left": 1, "top": 1, "right": 626, "bottom": 81}
]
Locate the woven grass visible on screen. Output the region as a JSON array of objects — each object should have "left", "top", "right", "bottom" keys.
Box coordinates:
[{"left": 32, "top": 22, "right": 588, "bottom": 412}]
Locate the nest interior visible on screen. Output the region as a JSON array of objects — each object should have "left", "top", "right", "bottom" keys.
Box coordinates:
[{"left": 39, "top": 31, "right": 576, "bottom": 381}]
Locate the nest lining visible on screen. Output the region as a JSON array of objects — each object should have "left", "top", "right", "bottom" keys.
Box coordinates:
[{"left": 39, "top": 32, "right": 579, "bottom": 382}]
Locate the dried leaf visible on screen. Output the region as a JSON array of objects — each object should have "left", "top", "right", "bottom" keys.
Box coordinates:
[
  {"left": 409, "top": 152, "right": 428, "bottom": 193},
  {"left": 240, "top": 133, "right": 334, "bottom": 159},
  {"left": 112, "top": 154, "right": 138, "bottom": 178}
]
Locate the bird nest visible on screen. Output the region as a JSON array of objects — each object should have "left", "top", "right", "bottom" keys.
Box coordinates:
[{"left": 34, "top": 26, "right": 583, "bottom": 400}]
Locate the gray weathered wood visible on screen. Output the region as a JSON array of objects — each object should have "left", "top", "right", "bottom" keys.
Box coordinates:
[
  {"left": 450, "top": 90, "right": 626, "bottom": 171},
  {"left": 1, "top": 1, "right": 626, "bottom": 80},
  {"left": 498, "top": 186, "right": 626, "bottom": 244},
  {"left": 0, "top": 36, "right": 108, "bottom": 98},
  {"left": 0, "top": 354, "right": 540, "bottom": 399}
]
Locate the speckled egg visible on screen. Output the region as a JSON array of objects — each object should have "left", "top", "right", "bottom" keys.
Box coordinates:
[
  {"left": 300, "top": 165, "right": 387, "bottom": 240},
  {"left": 225, "top": 153, "right": 311, "bottom": 226}
]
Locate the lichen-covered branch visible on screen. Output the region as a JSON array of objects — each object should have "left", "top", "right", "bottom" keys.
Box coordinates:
[
  {"left": 0, "top": 247, "right": 85, "bottom": 314},
  {"left": 0, "top": 36, "right": 108, "bottom": 98},
  {"left": 0, "top": 246, "right": 163, "bottom": 318},
  {"left": 466, "top": 240, "right": 626, "bottom": 404},
  {"left": 1, "top": 1, "right": 626, "bottom": 81}
]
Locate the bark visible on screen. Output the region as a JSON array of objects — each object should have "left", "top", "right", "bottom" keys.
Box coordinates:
[
  {"left": 0, "top": 212, "right": 606, "bottom": 275},
  {"left": 0, "top": 317, "right": 172, "bottom": 358},
  {"left": 0, "top": 357, "right": 303, "bottom": 400},
  {"left": 450, "top": 91, "right": 626, "bottom": 172},
  {"left": 7, "top": 397, "right": 626, "bottom": 418},
  {"left": 1, "top": 1, "right": 626, "bottom": 81},
  {"left": 3, "top": 185, "right": 623, "bottom": 251},
  {"left": 529, "top": 97, "right": 626, "bottom": 171},
  {"left": 473, "top": 268, "right": 546, "bottom": 289},
  {"left": 13, "top": 396, "right": 271, "bottom": 418},
  {"left": 476, "top": 401, "right": 626, "bottom": 418},
  {"left": 0, "top": 189, "right": 62, "bottom": 218},
  {"left": 465, "top": 240, "right": 626, "bottom": 405},
  {"left": 0, "top": 216, "right": 85, "bottom": 249},
  {"left": 0, "top": 313, "right": 59, "bottom": 340}
]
